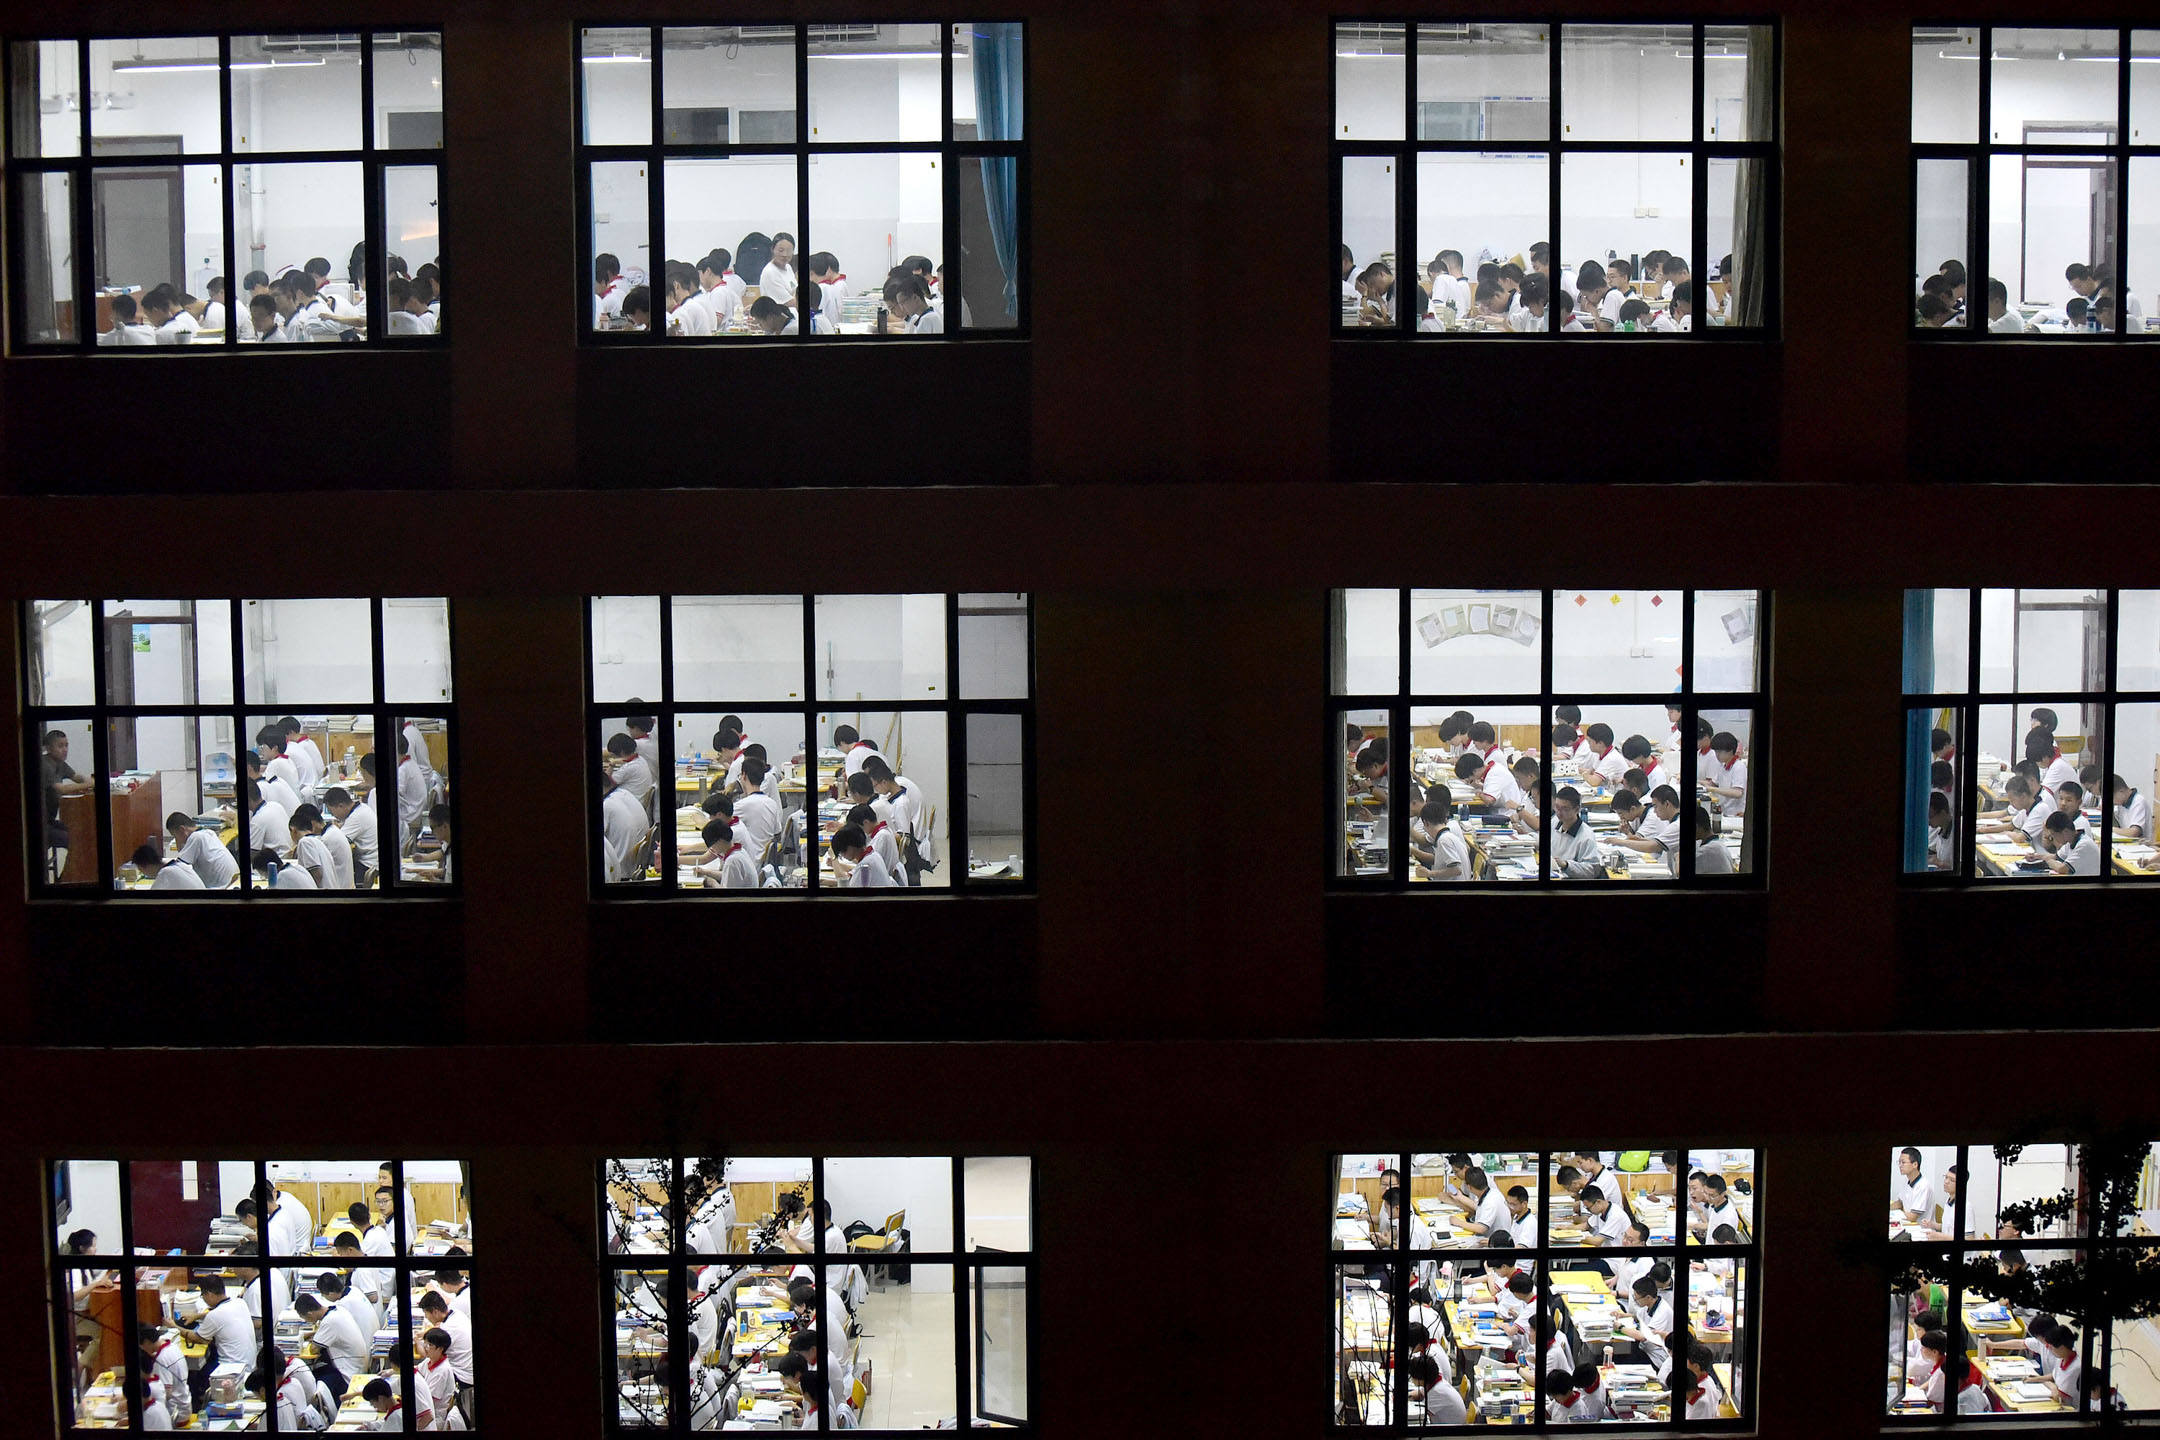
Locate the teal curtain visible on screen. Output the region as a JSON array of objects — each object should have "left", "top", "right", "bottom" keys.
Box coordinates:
[
  {"left": 1903, "top": 590, "right": 1935, "bottom": 872},
  {"left": 971, "top": 23, "right": 1024, "bottom": 318}
]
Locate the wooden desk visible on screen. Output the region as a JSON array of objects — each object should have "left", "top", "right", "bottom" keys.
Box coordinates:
[{"left": 57, "top": 775, "right": 161, "bottom": 884}]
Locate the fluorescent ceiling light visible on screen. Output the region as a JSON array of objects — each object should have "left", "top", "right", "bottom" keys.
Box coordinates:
[
  {"left": 1335, "top": 51, "right": 1399, "bottom": 59},
  {"left": 808, "top": 51, "right": 940, "bottom": 60},
  {"left": 112, "top": 59, "right": 221, "bottom": 73},
  {"left": 581, "top": 53, "right": 650, "bottom": 63}
]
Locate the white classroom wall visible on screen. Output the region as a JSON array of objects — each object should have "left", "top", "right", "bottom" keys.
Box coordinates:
[
  {"left": 59, "top": 1161, "right": 124, "bottom": 1251},
  {"left": 823, "top": 1156, "right": 955, "bottom": 1291}
]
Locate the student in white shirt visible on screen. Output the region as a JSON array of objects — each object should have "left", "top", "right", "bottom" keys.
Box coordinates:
[
  {"left": 321, "top": 1257, "right": 382, "bottom": 1342},
  {"left": 360, "top": 1375, "right": 432, "bottom": 1431},
  {"left": 1580, "top": 1188, "right": 1634, "bottom": 1254},
  {"left": 1410, "top": 1354, "right": 1467, "bottom": 1423},
  {"left": 1619, "top": 736, "right": 1672, "bottom": 795},
  {"left": 664, "top": 260, "right": 714, "bottom": 336},
  {"left": 702, "top": 249, "right": 746, "bottom": 314},
  {"left": 1619, "top": 1274, "right": 1673, "bottom": 1378},
  {"left": 1579, "top": 724, "right": 1628, "bottom": 790},
  {"left": 1411, "top": 796, "right": 1471, "bottom": 881},
  {"left": 861, "top": 756, "right": 927, "bottom": 881},
  {"left": 1981, "top": 773, "right": 2052, "bottom": 847},
  {"left": 1983, "top": 277, "right": 2025, "bottom": 333},
  {"left": 806, "top": 251, "right": 852, "bottom": 326},
  {"left": 245, "top": 748, "right": 304, "bottom": 823},
  {"left": 240, "top": 778, "right": 294, "bottom": 861},
  {"left": 602, "top": 772, "right": 651, "bottom": 882},
  {"left": 2041, "top": 812, "right": 2099, "bottom": 875},
  {"left": 1895, "top": 1147, "right": 1932, "bottom": 1221},
  {"left": 138, "top": 1324, "right": 191, "bottom": 1426},
  {"left": 323, "top": 788, "right": 379, "bottom": 885},
  {"left": 877, "top": 270, "right": 941, "bottom": 334},
  {"left": 285, "top": 806, "right": 335, "bottom": 887},
  {"left": 1682, "top": 1344, "right": 1722, "bottom": 1419},
  {"left": 174, "top": 1275, "right": 257, "bottom": 1399},
  {"left": 1692, "top": 1175, "right": 1741, "bottom": 1237},
  {"left": 1607, "top": 790, "right": 1667, "bottom": 867},
  {"left": 417, "top": 1325, "right": 462, "bottom": 1426},
  {"left": 607, "top": 732, "right": 656, "bottom": 814},
  {"left": 1462, "top": 1167, "right": 1509, "bottom": 1236},
  {"left": 142, "top": 288, "right": 198, "bottom": 344},
  {"left": 1551, "top": 288, "right": 1588, "bottom": 331},
  {"left": 420, "top": 1291, "right": 474, "bottom": 1400},
  {"left": 294, "top": 1292, "right": 368, "bottom": 1395},
  {"left": 131, "top": 843, "right": 206, "bottom": 889},
  {"left": 730, "top": 758, "right": 783, "bottom": 862},
  {"left": 1703, "top": 731, "right": 1748, "bottom": 816},
  {"left": 758, "top": 233, "right": 799, "bottom": 303},
  {"left": 846, "top": 803, "right": 908, "bottom": 886},
  {"left": 832, "top": 824, "right": 896, "bottom": 887},
  {"left": 99, "top": 293, "right": 158, "bottom": 344},
  {"left": 692, "top": 817, "right": 760, "bottom": 889},
  {"left": 1548, "top": 785, "right": 1609, "bottom": 879},
  {"left": 199, "top": 278, "right": 229, "bottom": 333},
  {"left": 2113, "top": 774, "right": 2151, "bottom": 838}
]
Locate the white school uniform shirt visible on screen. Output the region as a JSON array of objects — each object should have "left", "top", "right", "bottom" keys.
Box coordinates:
[
  {"left": 759, "top": 260, "right": 798, "bottom": 304},
  {"left": 1713, "top": 755, "right": 1747, "bottom": 815},
  {"left": 1588, "top": 1202, "right": 1632, "bottom": 1247},
  {"left": 318, "top": 822, "right": 354, "bottom": 889},
  {"left": 403, "top": 721, "right": 437, "bottom": 794},
  {"left": 1472, "top": 1186, "right": 1509, "bottom": 1237},
  {"left": 388, "top": 309, "right": 433, "bottom": 335},
  {"left": 338, "top": 804, "right": 380, "bottom": 874},
  {"left": 102, "top": 321, "right": 157, "bottom": 345},
  {"left": 1697, "top": 839, "right": 1737, "bottom": 874},
  {"left": 1687, "top": 1382, "right": 1721, "bottom": 1419},
  {"left": 889, "top": 779, "right": 927, "bottom": 845},
  {"left": 603, "top": 786, "right": 650, "bottom": 881},
  {"left": 1420, "top": 1382, "right": 1468, "bottom": 1424},
  {"left": 291, "top": 832, "right": 333, "bottom": 885},
  {"left": 1484, "top": 770, "right": 1529, "bottom": 810},
  {"left": 289, "top": 736, "right": 324, "bottom": 791},
  {"left": 846, "top": 848, "right": 897, "bottom": 887},
  {"left": 437, "top": 1306, "right": 474, "bottom": 1383},
  {"left": 1699, "top": 1198, "right": 1741, "bottom": 1239},
  {"left": 177, "top": 828, "right": 240, "bottom": 887},
  {"left": 337, "top": 1287, "right": 381, "bottom": 1344},
  {"left": 360, "top": 1225, "right": 397, "bottom": 1303},
  {"left": 2042, "top": 753, "right": 2078, "bottom": 791},
  {"left": 1589, "top": 746, "right": 1629, "bottom": 789},
  {"left": 906, "top": 307, "right": 945, "bottom": 334},
  {"left": 842, "top": 743, "right": 877, "bottom": 778},
  {"left": 2053, "top": 1351, "right": 2084, "bottom": 1405},
  {"left": 631, "top": 733, "right": 660, "bottom": 788},
  {"left": 2055, "top": 831, "right": 2100, "bottom": 875},
  {"left": 202, "top": 300, "right": 227, "bottom": 331},
  {"left": 734, "top": 791, "right": 782, "bottom": 861},
  {"left": 1429, "top": 824, "right": 1472, "bottom": 881},
  {"left": 866, "top": 823, "right": 907, "bottom": 886},
  {"left": 1636, "top": 758, "right": 1673, "bottom": 797},
  {"left": 703, "top": 280, "right": 743, "bottom": 327},
  {"left": 149, "top": 1339, "right": 190, "bottom": 1423},
  {"left": 1649, "top": 311, "right": 1680, "bottom": 332},
  {"left": 396, "top": 758, "right": 428, "bottom": 839},
  {"left": 1628, "top": 1293, "right": 1674, "bottom": 1373},
  {"left": 1637, "top": 808, "right": 1679, "bottom": 856},
  {"left": 2013, "top": 789, "right": 2055, "bottom": 844},
  {"left": 261, "top": 773, "right": 305, "bottom": 820},
  {"left": 153, "top": 860, "right": 206, "bottom": 889},
  {"left": 420, "top": 1355, "right": 458, "bottom": 1419},
  {"left": 311, "top": 1301, "right": 371, "bottom": 1374},
  {"left": 250, "top": 799, "right": 294, "bottom": 857},
  {"left": 670, "top": 288, "right": 716, "bottom": 336},
  {"left": 1609, "top": 1252, "right": 1652, "bottom": 1300},
  {"left": 612, "top": 754, "right": 656, "bottom": 807},
  {"left": 197, "top": 1294, "right": 256, "bottom": 1364},
  {"left": 1897, "top": 1173, "right": 1933, "bottom": 1218},
  {"left": 711, "top": 845, "right": 760, "bottom": 888},
  {"left": 1990, "top": 308, "right": 2026, "bottom": 333},
  {"left": 1598, "top": 289, "right": 1628, "bottom": 325},
  {"left": 156, "top": 312, "right": 200, "bottom": 345},
  {"left": 2118, "top": 788, "right": 2151, "bottom": 835}
]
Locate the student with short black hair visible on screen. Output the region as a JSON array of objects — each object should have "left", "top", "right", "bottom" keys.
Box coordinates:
[
  {"left": 2041, "top": 811, "right": 2098, "bottom": 875},
  {"left": 732, "top": 756, "right": 783, "bottom": 863},
  {"left": 831, "top": 823, "right": 894, "bottom": 887},
  {"left": 322, "top": 787, "right": 377, "bottom": 887},
  {"left": 2112, "top": 773, "right": 2150, "bottom": 838},
  {"left": 1413, "top": 795, "right": 1471, "bottom": 882},
  {"left": 1581, "top": 724, "right": 1627, "bottom": 790},
  {"left": 128, "top": 840, "right": 205, "bottom": 890},
  {"left": 607, "top": 732, "right": 656, "bottom": 817},
  {"left": 1619, "top": 1273, "right": 1673, "bottom": 1378},
  {"left": 1704, "top": 732, "right": 1748, "bottom": 815},
  {"left": 846, "top": 801, "right": 906, "bottom": 886},
  {"left": 1985, "top": 277, "right": 2024, "bottom": 332},
  {"left": 881, "top": 271, "right": 943, "bottom": 334},
  {"left": 1548, "top": 785, "right": 1608, "bottom": 878},
  {"left": 139, "top": 1323, "right": 189, "bottom": 1426}
]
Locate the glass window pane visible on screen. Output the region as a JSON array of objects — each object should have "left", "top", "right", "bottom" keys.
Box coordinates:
[
  {"left": 1341, "top": 155, "right": 1396, "bottom": 329},
  {"left": 1552, "top": 590, "right": 1683, "bottom": 694},
  {"left": 1335, "top": 23, "right": 1404, "bottom": 141},
  {"left": 29, "top": 599, "right": 96, "bottom": 705},
  {"left": 1988, "top": 153, "right": 2117, "bottom": 334},
  {"left": 964, "top": 1157, "right": 1030, "bottom": 1251},
  {"left": 1700, "top": 707, "right": 1756, "bottom": 874},
  {"left": 805, "top": 23, "right": 939, "bottom": 143},
  {"left": 969, "top": 1265, "right": 1027, "bottom": 1422},
  {"left": 90, "top": 38, "right": 221, "bottom": 153},
  {"left": 1912, "top": 27, "right": 1980, "bottom": 143},
  {"left": 374, "top": 31, "right": 443, "bottom": 147},
  {"left": 1993, "top": 29, "right": 2120, "bottom": 140},
  {"left": 724, "top": 1157, "right": 816, "bottom": 1252},
  {"left": 1906, "top": 587, "right": 1971, "bottom": 692},
  {"left": 824, "top": 1156, "right": 952, "bottom": 1252},
  {"left": 1706, "top": 156, "right": 1765, "bottom": 328},
  {"left": 1413, "top": 155, "right": 1550, "bottom": 333},
  {"left": 663, "top": 26, "right": 796, "bottom": 143},
  {"left": 232, "top": 161, "right": 367, "bottom": 340},
  {"left": 2137, "top": 31, "right": 2160, "bottom": 142},
  {"left": 1562, "top": 24, "right": 1691, "bottom": 142},
  {"left": 35, "top": 718, "right": 99, "bottom": 886},
  {"left": 1561, "top": 154, "right": 1692, "bottom": 333},
  {"left": 582, "top": 27, "right": 653, "bottom": 145},
  {"left": 1340, "top": 707, "right": 1390, "bottom": 878},
  {"left": 2127, "top": 155, "right": 2158, "bottom": 336},
  {"left": 382, "top": 598, "right": 452, "bottom": 703},
  {"left": 1914, "top": 158, "right": 1970, "bottom": 330},
  {"left": 1979, "top": 587, "right": 2106, "bottom": 692},
  {"left": 16, "top": 171, "right": 76, "bottom": 343},
  {"left": 663, "top": 156, "right": 796, "bottom": 336},
  {"left": 957, "top": 150, "right": 1019, "bottom": 329},
  {"left": 1907, "top": 704, "right": 1962, "bottom": 874},
  {"left": 2107, "top": 702, "right": 2158, "bottom": 876},
  {"left": 230, "top": 35, "right": 363, "bottom": 152},
  {"left": 1410, "top": 590, "right": 1542, "bottom": 694},
  {"left": 671, "top": 595, "right": 804, "bottom": 700},
  {"left": 1416, "top": 702, "right": 1540, "bottom": 883},
  {"left": 242, "top": 599, "right": 374, "bottom": 705},
  {"left": 1336, "top": 1264, "right": 1396, "bottom": 1424},
  {"left": 955, "top": 594, "right": 1026, "bottom": 699},
  {"left": 818, "top": 709, "right": 945, "bottom": 888},
  {"left": 808, "top": 151, "right": 941, "bottom": 334},
  {"left": 591, "top": 596, "right": 663, "bottom": 704},
  {"left": 614, "top": 1268, "right": 671, "bottom": 1426},
  {"left": 1692, "top": 590, "right": 1759, "bottom": 691},
  {"left": 1703, "top": 26, "right": 1771, "bottom": 141},
  {"left": 814, "top": 594, "right": 946, "bottom": 700},
  {"left": 113, "top": 716, "right": 207, "bottom": 890},
  {"left": 14, "top": 41, "right": 81, "bottom": 158},
  {"left": 605, "top": 1157, "right": 673, "bottom": 1251},
  {"left": 1418, "top": 24, "right": 1547, "bottom": 140},
  {"left": 89, "top": 163, "right": 224, "bottom": 346},
  {"left": 600, "top": 714, "right": 659, "bottom": 884},
  {"left": 677, "top": 708, "right": 805, "bottom": 888},
  {"left": 382, "top": 165, "right": 441, "bottom": 333},
  {"left": 591, "top": 160, "right": 651, "bottom": 331},
  {"left": 954, "top": 22, "right": 1023, "bottom": 141},
  {"left": 392, "top": 715, "right": 451, "bottom": 883},
  {"left": 964, "top": 713, "right": 1023, "bottom": 880},
  {"left": 1333, "top": 589, "right": 1398, "bottom": 694}
]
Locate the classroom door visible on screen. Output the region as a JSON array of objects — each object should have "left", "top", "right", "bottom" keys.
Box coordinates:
[{"left": 92, "top": 170, "right": 184, "bottom": 293}]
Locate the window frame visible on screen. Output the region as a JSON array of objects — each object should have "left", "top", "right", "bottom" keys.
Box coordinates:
[
  {"left": 574, "top": 19, "right": 1030, "bottom": 345},
  {"left": 1902, "top": 587, "right": 2145, "bottom": 885},
  {"left": 19, "top": 597, "right": 460, "bottom": 899},
  {"left": 1331, "top": 1149, "right": 1761, "bottom": 1431},
  {"left": 3, "top": 28, "right": 447, "bottom": 353},
  {"left": 584, "top": 592, "right": 1036, "bottom": 896},
  {"left": 1329, "top": 588, "right": 1770, "bottom": 889},
  {"left": 1881, "top": 1141, "right": 2152, "bottom": 1425},
  {"left": 1910, "top": 23, "right": 2154, "bottom": 342},
  {"left": 597, "top": 1155, "right": 1038, "bottom": 1434},
  {"left": 46, "top": 1158, "right": 461, "bottom": 1434},
  {"left": 1329, "top": 17, "right": 1783, "bottom": 342}
]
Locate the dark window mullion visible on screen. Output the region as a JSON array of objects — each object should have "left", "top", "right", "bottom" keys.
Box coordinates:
[
  {"left": 88, "top": 600, "right": 115, "bottom": 890},
  {"left": 946, "top": 595, "right": 968, "bottom": 885},
  {"left": 1539, "top": 589, "right": 1555, "bottom": 883},
  {"left": 657, "top": 594, "right": 676, "bottom": 893},
  {"left": 73, "top": 40, "right": 93, "bottom": 351},
  {"left": 804, "top": 592, "right": 822, "bottom": 891},
  {"left": 1395, "top": 588, "right": 1411, "bottom": 882},
  {"left": 950, "top": 1158, "right": 974, "bottom": 1429},
  {"left": 1679, "top": 590, "right": 1698, "bottom": 880},
  {"left": 794, "top": 26, "right": 811, "bottom": 345}
]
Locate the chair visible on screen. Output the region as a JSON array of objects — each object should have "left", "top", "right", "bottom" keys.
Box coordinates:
[{"left": 849, "top": 1209, "right": 906, "bottom": 1291}]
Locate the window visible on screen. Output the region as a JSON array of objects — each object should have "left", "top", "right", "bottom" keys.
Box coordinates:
[
  {"left": 1333, "top": 1150, "right": 1759, "bottom": 1428},
  {"left": 50, "top": 1159, "right": 473, "bottom": 1431},
  {"left": 21, "top": 598, "right": 456, "bottom": 895},
  {"left": 1883, "top": 1140, "right": 2160, "bottom": 1420},
  {"left": 1912, "top": 26, "right": 2160, "bottom": 336},
  {"left": 602, "top": 1155, "right": 1032, "bottom": 1431},
  {"left": 1902, "top": 588, "right": 2159, "bottom": 881},
  {"left": 586, "top": 593, "right": 1031, "bottom": 892},
  {"left": 1333, "top": 21, "right": 1778, "bottom": 337},
  {"left": 5, "top": 32, "right": 445, "bottom": 349},
  {"left": 1331, "top": 589, "right": 1764, "bottom": 885},
  {"left": 578, "top": 22, "right": 1025, "bottom": 341}
]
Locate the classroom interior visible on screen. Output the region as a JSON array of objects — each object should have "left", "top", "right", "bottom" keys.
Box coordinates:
[
  {"left": 23, "top": 597, "right": 455, "bottom": 891},
  {"left": 1333, "top": 1150, "right": 1757, "bottom": 1425},
  {"left": 590, "top": 593, "right": 1028, "bottom": 891},
  {"left": 1906, "top": 587, "right": 2160, "bottom": 880},
  {"left": 604, "top": 1155, "right": 1029, "bottom": 1430},
  {"left": 580, "top": 23, "right": 1021, "bottom": 337},
  {"left": 1334, "top": 23, "right": 1772, "bottom": 333},
  {"left": 54, "top": 1158, "right": 473, "bottom": 1430},
  {"left": 13, "top": 34, "right": 444, "bottom": 346},
  {"left": 1911, "top": 27, "right": 2160, "bottom": 334},
  {"left": 1885, "top": 1142, "right": 2160, "bottom": 1417},
  {"left": 1336, "top": 588, "right": 1759, "bottom": 882}
]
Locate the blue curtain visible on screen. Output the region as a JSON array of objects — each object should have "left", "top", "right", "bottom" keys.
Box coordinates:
[
  {"left": 1902, "top": 590, "right": 1935, "bottom": 872},
  {"left": 971, "top": 23, "right": 1024, "bottom": 318}
]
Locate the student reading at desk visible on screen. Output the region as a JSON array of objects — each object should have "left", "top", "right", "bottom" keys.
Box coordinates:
[
  {"left": 2114, "top": 775, "right": 2150, "bottom": 838},
  {"left": 2040, "top": 812, "right": 2099, "bottom": 875},
  {"left": 1547, "top": 786, "right": 1608, "bottom": 879},
  {"left": 131, "top": 842, "right": 204, "bottom": 889}
]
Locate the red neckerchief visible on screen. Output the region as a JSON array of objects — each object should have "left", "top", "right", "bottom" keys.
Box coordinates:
[
  {"left": 724, "top": 843, "right": 742, "bottom": 858},
  {"left": 867, "top": 822, "right": 888, "bottom": 839}
]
